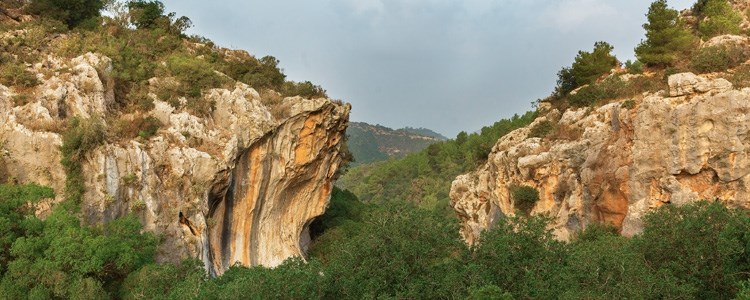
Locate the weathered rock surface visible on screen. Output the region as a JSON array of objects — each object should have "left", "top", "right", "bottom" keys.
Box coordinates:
[
  {"left": 0, "top": 52, "right": 350, "bottom": 275},
  {"left": 450, "top": 72, "right": 750, "bottom": 245}
]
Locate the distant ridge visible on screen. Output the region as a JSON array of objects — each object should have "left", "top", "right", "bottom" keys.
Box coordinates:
[{"left": 347, "top": 122, "right": 446, "bottom": 166}]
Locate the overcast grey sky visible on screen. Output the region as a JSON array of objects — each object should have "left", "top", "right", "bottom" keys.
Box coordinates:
[{"left": 160, "top": 0, "right": 694, "bottom": 137}]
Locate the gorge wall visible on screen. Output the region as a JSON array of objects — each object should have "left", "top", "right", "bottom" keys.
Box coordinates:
[
  {"left": 0, "top": 52, "right": 350, "bottom": 275},
  {"left": 450, "top": 71, "right": 750, "bottom": 245}
]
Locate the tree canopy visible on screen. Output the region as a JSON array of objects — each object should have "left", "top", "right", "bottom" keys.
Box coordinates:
[{"left": 635, "top": 0, "right": 696, "bottom": 67}]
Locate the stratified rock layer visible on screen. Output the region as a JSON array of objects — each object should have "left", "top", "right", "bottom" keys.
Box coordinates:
[
  {"left": 450, "top": 72, "right": 750, "bottom": 245},
  {"left": 0, "top": 52, "right": 350, "bottom": 275}
]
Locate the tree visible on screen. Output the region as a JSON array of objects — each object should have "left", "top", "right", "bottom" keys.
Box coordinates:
[
  {"left": 26, "top": 0, "right": 105, "bottom": 28},
  {"left": 696, "top": 0, "right": 742, "bottom": 37},
  {"left": 571, "top": 41, "right": 618, "bottom": 86},
  {"left": 635, "top": 0, "right": 696, "bottom": 67},
  {"left": 126, "top": 0, "right": 164, "bottom": 29},
  {"left": 554, "top": 41, "right": 618, "bottom": 96}
]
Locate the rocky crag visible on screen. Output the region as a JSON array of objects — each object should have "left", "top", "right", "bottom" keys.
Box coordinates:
[
  {"left": 0, "top": 52, "right": 350, "bottom": 275},
  {"left": 451, "top": 38, "right": 750, "bottom": 245}
]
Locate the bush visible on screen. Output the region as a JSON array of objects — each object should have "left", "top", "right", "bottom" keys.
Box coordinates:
[
  {"left": 281, "top": 81, "right": 327, "bottom": 98},
  {"left": 624, "top": 59, "right": 644, "bottom": 74},
  {"left": 730, "top": 64, "right": 750, "bottom": 88},
  {"left": 555, "top": 41, "right": 619, "bottom": 96},
  {"left": 510, "top": 185, "right": 539, "bottom": 214},
  {"left": 0, "top": 62, "right": 39, "bottom": 88},
  {"left": 690, "top": 44, "right": 750, "bottom": 73},
  {"left": 127, "top": 0, "right": 166, "bottom": 30},
  {"left": 696, "top": 0, "right": 742, "bottom": 37},
  {"left": 635, "top": 0, "right": 696, "bottom": 67},
  {"left": 566, "top": 75, "right": 665, "bottom": 108},
  {"left": 60, "top": 117, "right": 106, "bottom": 204},
  {"left": 528, "top": 120, "right": 555, "bottom": 138},
  {"left": 26, "top": 0, "right": 105, "bottom": 28},
  {"left": 155, "top": 54, "right": 227, "bottom": 116},
  {"left": 631, "top": 201, "right": 750, "bottom": 299}
]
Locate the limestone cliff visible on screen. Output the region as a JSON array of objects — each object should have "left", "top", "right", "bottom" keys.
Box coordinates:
[
  {"left": 0, "top": 52, "right": 350, "bottom": 275},
  {"left": 450, "top": 70, "right": 750, "bottom": 245}
]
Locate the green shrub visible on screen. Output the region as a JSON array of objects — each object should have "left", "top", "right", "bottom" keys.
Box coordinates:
[
  {"left": 624, "top": 59, "right": 644, "bottom": 74},
  {"left": 510, "top": 185, "right": 540, "bottom": 214},
  {"left": 635, "top": 0, "right": 696, "bottom": 67},
  {"left": 281, "top": 80, "right": 327, "bottom": 98},
  {"left": 0, "top": 62, "right": 39, "bottom": 88},
  {"left": 730, "top": 64, "right": 750, "bottom": 88},
  {"left": 26, "top": 0, "right": 104, "bottom": 28},
  {"left": 696, "top": 0, "right": 742, "bottom": 37},
  {"left": 127, "top": 0, "right": 166, "bottom": 30},
  {"left": 555, "top": 41, "right": 619, "bottom": 96},
  {"left": 566, "top": 75, "right": 664, "bottom": 108},
  {"left": 691, "top": 44, "right": 750, "bottom": 73},
  {"left": 632, "top": 201, "right": 750, "bottom": 299},
  {"left": 137, "top": 116, "right": 162, "bottom": 139},
  {"left": 621, "top": 99, "right": 636, "bottom": 109},
  {"left": 529, "top": 120, "right": 555, "bottom": 138},
  {"left": 466, "top": 285, "right": 513, "bottom": 300},
  {"left": 60, "top": 117, "right": 105, "bottom": 204}
]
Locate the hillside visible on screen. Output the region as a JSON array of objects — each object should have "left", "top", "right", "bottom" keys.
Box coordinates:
[
  {"left": 0, "top": 0, "right": 349, "bottom": 296},
  {"left": 4, "top": 0, "right": 750, "bottom": 299},
  {"left": 346, "top": 122, "right": 446, "bottom": 166}
]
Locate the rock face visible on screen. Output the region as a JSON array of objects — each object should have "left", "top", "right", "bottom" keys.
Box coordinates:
[
  {"left": 450, "top": 72, "right": 750, "bottom": 245},
  {"left": 0, "top": 53, "right": 350, "bottom": 275}
]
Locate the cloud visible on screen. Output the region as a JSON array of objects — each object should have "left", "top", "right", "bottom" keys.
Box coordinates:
[{"left": 541, "top": 0, "right": 617, "bottom": 32}]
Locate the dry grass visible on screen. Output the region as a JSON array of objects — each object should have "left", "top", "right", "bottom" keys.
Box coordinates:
[{"left": 22, "top": 118, "right": 67, "bottom": 133}]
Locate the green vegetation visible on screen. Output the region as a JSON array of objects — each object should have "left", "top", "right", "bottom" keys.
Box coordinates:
[
  {"left": 562, "top": 75, "right": 666, "bottom": 108},
  {"left": 528, "top": 120, "right": 554, "bottom": 138},
  {"left": 635, "top": 0, "right": 696, "bottom": 67},
  {"left": 345, "top": 122, "right": 446, "bottom": 166},
  {"left": 6, "top": 180, "right": 748, "bottom": 299},
  {"left": 694, "top": 0, "right": 742, "bottom": 37},
  {"left": 0, "top": 184, "right": 157, "bottom": 299},
  {"left": 338, "top": 112, "right": 537, "bottom": 209},
  {"left": 690, "top": 44, "right": 750, "bottom": 73},
  {"left": 0, "top": 62, "right": 39, "bottom": 88},
  {"left": 624, "top": 59, "right": 644, "bottom": 74},
  {"left": 510, "top": 185, "right": 539, "bottom": 214},
  {"left": 60, "top": 117, "right": 105, "bottom": 205},
  {"left": 26, "top": 0, "right": 104, "bottom": 28},
  {"left": 555, "top": 41, "right": 619, "bottom": 97}
]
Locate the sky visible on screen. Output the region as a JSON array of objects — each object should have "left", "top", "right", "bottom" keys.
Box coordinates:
[{"left": 159, "top": 0, "right": 695, "bottom": 138}]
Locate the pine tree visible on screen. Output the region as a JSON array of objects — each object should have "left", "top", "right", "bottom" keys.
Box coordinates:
[
  {"left": 635, "top": 0, "right": 696, "bottom": 67},
  {"left": 697, "top": 0, "right": 742, "bottom": 37}
]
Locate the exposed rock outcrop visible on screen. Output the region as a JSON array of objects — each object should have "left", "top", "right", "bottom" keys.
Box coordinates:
[
  {"left": 450, "top": 72, "right": 750, "bottom": 245},
  {"left": 0, "top": 52, "right": 350, "bottom": 275}
]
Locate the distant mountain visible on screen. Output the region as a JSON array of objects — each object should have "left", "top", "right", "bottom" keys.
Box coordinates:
[{"left": 346, "top": 122, "right": 447, "bottom": 166}]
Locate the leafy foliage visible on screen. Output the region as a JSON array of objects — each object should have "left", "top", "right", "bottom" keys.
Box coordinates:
[
  {"left": 26, "top": 0, "right": 104, "bottom": 28},
  {"left": 60, "top": 117, "right": 106, "bottom": 205},
  {"left": 510, "top": 185, "right": 539, "bottom": 214},
  {"left": 0, "top": 62, "right": 39, "bottom": 88},
  {"left": 565, "top": 75, "right": 666, "bottom": 108},
  {"left": 631, "top": 201, "right": 750, "bottom": 298},
  {"left": 0, "top": 184, "right": 157, "bottom": 299},
  {"left": 338, "top": 112, "right": 537, "bottom": 209},
  {"left": 635, "top": 0, "right": 696, "bottom": 67},
  {"left": 695, "top": 0, "right": 742, "bottom": 37},
  {"left": 690, "top": 44, "right": 750, "bottom": 74},
  {"left": 346, "top": 122, "right": 445, "bottom": 166},
  {"left": 555, "top": 41, "right": 619, "bottom": 96}
]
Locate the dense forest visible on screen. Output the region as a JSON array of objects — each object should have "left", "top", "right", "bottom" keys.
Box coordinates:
[
  {"left": 3, "top": 0, "right": 750, "bottom": 299},
  {"left": 3, "top": 183, "right": 750, "bottom": 299}
]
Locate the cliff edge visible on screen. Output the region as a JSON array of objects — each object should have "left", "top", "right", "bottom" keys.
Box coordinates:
[
  {"left": 0, "top": 51, "right": 350, "bottom": 275},
  {"left": 450, "top": 68, "right": 750, "bottom": 245}
]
